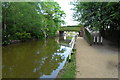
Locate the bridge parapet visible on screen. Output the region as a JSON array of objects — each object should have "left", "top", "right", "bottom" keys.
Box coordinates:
[{"left": 60, "top": 27, "right": 80, "bottom": 32}]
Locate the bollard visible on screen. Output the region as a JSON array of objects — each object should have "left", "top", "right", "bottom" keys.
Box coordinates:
[
  {"left": 100, "top": 36, "right": 103, "bottom": 45},
  {"left": 97, "top": 36, "right": 99, "bottom": 44},
  {"left": 94, "top": 36, "right": 96, "bottom": 44}
]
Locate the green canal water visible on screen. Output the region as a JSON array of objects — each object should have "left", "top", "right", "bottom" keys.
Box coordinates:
[{"left": 2, "top": 36, "right": 72, "bottom": 78}]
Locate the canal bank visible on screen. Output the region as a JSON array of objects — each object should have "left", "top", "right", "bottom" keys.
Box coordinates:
[
  {"left": 57, "top": 33, "right": 77, "bottom": 78},
  {"left": 2, "top": 31, "right": 78, "bottom": 79},
  {"left": 57, "top": 48, "right": 76, "bottom": 78}
]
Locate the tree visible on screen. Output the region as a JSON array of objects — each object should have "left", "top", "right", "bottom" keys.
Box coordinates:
[
  {"left": 72, "top": 2, "right": 120, "bottom": 41},
  {"left": 72, "top": 2, "right": 120, "bottom": 31},
  {"left": 2, "top": 2, "right": 65, "bottom": 45}
]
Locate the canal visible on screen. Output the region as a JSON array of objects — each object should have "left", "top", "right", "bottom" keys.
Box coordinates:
[{"left": 2, "top": 33, "right": 76, "bottom": 78}]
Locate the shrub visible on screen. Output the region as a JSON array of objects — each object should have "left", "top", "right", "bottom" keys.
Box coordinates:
[{"left": 15, "top": 32, "right": 31, "bottom": 41}]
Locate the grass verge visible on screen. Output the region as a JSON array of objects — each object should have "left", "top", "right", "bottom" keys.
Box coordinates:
[{"left": 57, "top": 48, "right": 76, "bottom": 78}]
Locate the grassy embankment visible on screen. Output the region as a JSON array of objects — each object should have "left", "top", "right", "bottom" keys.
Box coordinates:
[{"left": 57, "top": 48, "right": 76, "bottom": 78}]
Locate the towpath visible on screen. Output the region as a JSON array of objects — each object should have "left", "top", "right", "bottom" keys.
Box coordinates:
[{"left": 75, "top": 37, "right": 118, "bottom": 78}]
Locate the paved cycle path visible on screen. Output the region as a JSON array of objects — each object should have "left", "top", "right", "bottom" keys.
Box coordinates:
[{"left": 75, "top": 37, "right": 118, "bottom": 78}]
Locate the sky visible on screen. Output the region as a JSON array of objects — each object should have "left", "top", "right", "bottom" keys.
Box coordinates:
[{"left": 54, "top": 0, "right": 79, "bottom": 26}]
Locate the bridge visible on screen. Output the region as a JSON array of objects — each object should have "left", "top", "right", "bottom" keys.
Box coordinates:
[
  {"left": 59, "top": 25, "right": 81, "bottom": 32},
  {"left": 59, "top": 25, "right": 82, "bottom": 36}
]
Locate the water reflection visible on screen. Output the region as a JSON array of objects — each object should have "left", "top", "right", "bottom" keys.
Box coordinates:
[{"left": 2, "top": 37, "right": 70, "bottom": 78}]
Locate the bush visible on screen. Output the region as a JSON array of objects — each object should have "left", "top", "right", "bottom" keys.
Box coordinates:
[
  {"left": 2, "top": 31, "right": 11, "bottom": 45},
  {"left": 15, "top": 32, "right": 31, "bottom": 41}
]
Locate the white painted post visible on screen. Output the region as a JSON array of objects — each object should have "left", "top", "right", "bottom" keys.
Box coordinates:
[
  {"left": 64, "top": 35, "right": 66, "bottom": 40},
  {"left": 101, "top": 36, "right": 103, "bottom": 44},
  {"left": 69, "top": 53, "right": 71, "bottom": 62},
  {"left": 97, "top": 36, "right": 99, "bottom": 44}
]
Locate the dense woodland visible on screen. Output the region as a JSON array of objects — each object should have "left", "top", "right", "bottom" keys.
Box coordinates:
[
  {"left": 2, "top": 2, "right": 65, "bottom": 45},
  {"left": 72, "top": 2, "right": 120, "bottom": 42}
]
